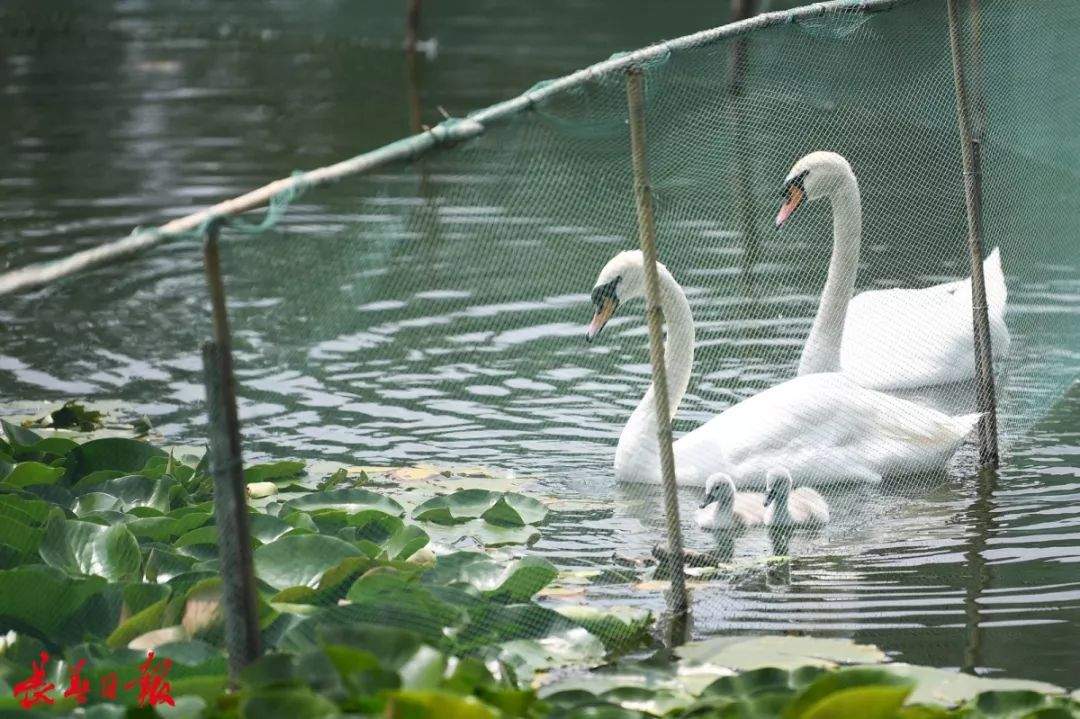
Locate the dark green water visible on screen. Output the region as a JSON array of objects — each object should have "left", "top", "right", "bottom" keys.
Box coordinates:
[{"left": 1, "top": 1, "right": 1078, "bottom": 685}]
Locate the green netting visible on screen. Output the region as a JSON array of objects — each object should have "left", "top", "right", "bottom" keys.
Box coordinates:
[
  {"left": 226, "top": 0, "right": 1078, "bottom": 652},
  {"left": 2, "top": 0, "right": 1078, "bottom": 694}
]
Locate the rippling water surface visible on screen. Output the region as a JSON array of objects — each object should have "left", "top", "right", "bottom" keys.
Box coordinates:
[{"left": 1, "top": 0, "right": 1078, "bottom": 685}]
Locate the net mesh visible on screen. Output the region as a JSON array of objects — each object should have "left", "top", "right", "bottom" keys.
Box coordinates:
[
  {"left": 2, "top": 0, "right": 1079, "bottom": 691},
  {"left": 213, "top": 0, "right": 1080, "bottom": 666}
]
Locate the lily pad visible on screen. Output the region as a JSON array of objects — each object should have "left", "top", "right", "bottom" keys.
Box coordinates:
[
  {"left": 677, "top": 635, "right": 889, "bottom": 670},
  {"left": 425, "top": 519, "right": 540, "bottom": 548},
  {"left": 423, "top": 553, "right": 557, "bottom": 602},
  {"left": 283, "top": 488, "right": 403, "bottom": 517},
  {"left": 0, "top": 514, "right": 44, "bottom": 560},
  {"left": 82, "top": 474, "right": 176, "bottom": 513},
  {"left": 64, "top": 437, "right": 166, "bottom": 481},
  {"left": 145, "top": 547, "right": 198, "bottom": 583},
  {"left": 39, "top": 511, "right": 142, "bottom": 582},
  {"left": 2, "top": 419, "right": 43, "bottom": 449},
  {"left": 494, "top": 627, "right": 607, "bottom": 677},
  {"left": 784, "top": 668, "right": 914, "bottom": 719},
  {"left": 3, "top": 461, "right": 65, "bottom": 488},
  {"left": 127, "top": 512, "right": 211, "bottom": 542},
  {"left": 873, "top": 664, "right": 1065, "bottom": 707},
  {"left": 552, "top": 605, "right": 653, "bottom": 655},
  {"left": 249, "top": 513, "right": 295, "bottom": 544},
  {"left": 245, "top": 460, "right": 306, "bottom": 485},
  {"left": 384, "top": 690, "right": 499, "bottom": 719},
  {"left": 254, "top": 534, "right": 365, "bottom": 590},
  {"left": 412, "top": 489, "right": 546, "bottom": 526},
  {"left": 0, "top": 564, "right": 106, "bottom": 640},
  {"left": 0, "top": 493, "right": 51, "bottom": 526}
]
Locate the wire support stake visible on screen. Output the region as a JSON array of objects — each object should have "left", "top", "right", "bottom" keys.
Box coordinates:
[
  {"left": 625, "top": 67, "right": 690, "bottom": 642},
  {"left": 946, "top": 0, "right": 999, "bottom": 469},
  {"left": 201, "top": 220, "right": 262, "bottom": 682}
]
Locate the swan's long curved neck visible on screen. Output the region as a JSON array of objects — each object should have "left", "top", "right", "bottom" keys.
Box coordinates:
[
  {"left": 798, "top": 172, "right": 861, "bottom": 375},
  {"left": 615, "top": 267, "right": 695, "bottom": 476}
]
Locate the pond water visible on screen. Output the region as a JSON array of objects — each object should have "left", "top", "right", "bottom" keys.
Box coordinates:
[{"left": 2, "top": 0, "right": 1078, "bottom": 686}]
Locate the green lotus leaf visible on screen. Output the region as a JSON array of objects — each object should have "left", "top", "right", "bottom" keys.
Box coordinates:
[
  {"left": 245, "top": 460, "right": 306, "bottom": 484},
  {"left": 3, "top": 461, "right": 65, "bottom": 488},
  {"left": 239, "top": 687, "right": 339, "bottom": 719},
  {"left": 424, "top": 519, "right": 540, "bottom": 548},
  {"left": 26, "top": 436, "right": 80, "bottom": 459},
  {"left": 553, "top": 605, "right": 654, "bottom": 655},
  {"left": 2, "top": 419, "right": 42, "bottom": 449},
  {"left": 107, "top": 597, "right": 169, "bottom": 649},
  {"left": 145, "top": 547, "right": 198, "bottom": 583},
  {"left": 71, "top": 469, "right": 126, "bottom": 492},
  {"left": 0, "top": 564, "right": 107, "bottom": 641},
  {"left": 63, "top": 437, "right": 166, "bottom": 482},
  {"left": 412, "top": 489, "right": 547, "bottom": 527},
  {"left": 175, "top": 525, "right": 224, "bottom": 561},
  {"left": 384, "top": 690, "right": 499, "bottom": 719},
  {"left": 423, "top": 553, "right": 556, "bottom": 602},
  {"left": 249, "top": 512, "right": 295, "bottom": 544},
  {"left": 39, "top": 510, "right": 142, "bottom": 582},
  {"left": 283, "top": 488, "right": 403, "bottom": 517},
  {"left": 79, "top": 474, "right": 176, "bottom": 513},
  {"left": 0, "top": 493, "right": 51, "bottom": 526},
  {"left": 255, "top": 534, "right": 365, "bottom": 590},
  {"left": 0, "top": 514, "right": 43, "bottom": 562},
  {"left": 784, "top": 668, "right": 915, "bottom": 719}
]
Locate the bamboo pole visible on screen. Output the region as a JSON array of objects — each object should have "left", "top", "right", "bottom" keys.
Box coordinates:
[
  {"left": 405, "top": 0, "right": 422, "bottom": 55},
  {"left": 946, "top": 0, "right": 999, "bottom": 469},
  {"left": 967, "top": 0, "right": 986, "bottom": 141},
  {"left": 725, "top": 0, "right": 760, "bottom": 276},
  {"left": 626, "top": 68, "right": 690, "bottom": 636},
  {"left": 201, "top": 221, "right": 261, "bottom": 681}
]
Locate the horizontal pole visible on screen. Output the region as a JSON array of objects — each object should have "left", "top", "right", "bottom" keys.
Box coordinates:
[{"left": 0, "top": 0, "right": 919, "bottom": 297}]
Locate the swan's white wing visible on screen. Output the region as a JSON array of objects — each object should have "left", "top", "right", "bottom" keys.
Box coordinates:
[
  {"left": 733, "top": 492, "right": 766, "bottom": 526},
  {"left": 840, "top": 248, "right": 1009, "bottom": 389},
  {"left": 789, "top": 488, "right": 830, "bottom": 525},
  {"left": 674, "top": 373, "right": 973, "bottom": 488}
]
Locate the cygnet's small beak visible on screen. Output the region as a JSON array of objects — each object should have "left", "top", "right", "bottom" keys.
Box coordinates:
[
  {"left": 699, "top": 496, "right": 710, "bottom": 509},
  {"left": 775, "top": 183, "right": 805, "bottom": 228},
  {"left": 585, "top": 297, "right": 617, "bottom": 343},
  {"left": 763, "top": 492, "right": 774, "bottom": 508}
]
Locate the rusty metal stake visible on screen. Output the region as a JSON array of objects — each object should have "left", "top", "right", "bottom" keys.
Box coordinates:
[{"left": 201, "top": 220, "right": 261, "bottom": 681}]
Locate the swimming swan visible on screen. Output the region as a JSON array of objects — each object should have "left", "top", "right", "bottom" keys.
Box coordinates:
[
  {"left": 763, "top": 467, "right": 829, "bottom": 528},
  {"left": 775, "top": 151, "right": 1009, "bottom": 390},
  {"left": 586, "top": 250, "right": 981, "bottom": 487},
  {"left": 695, "top": 473, "right": 766, "bottom": 531}
]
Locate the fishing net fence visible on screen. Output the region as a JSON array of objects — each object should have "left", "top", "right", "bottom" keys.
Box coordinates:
[{"left": 1, "top": 0, "right": 1078, "bottom": 683}]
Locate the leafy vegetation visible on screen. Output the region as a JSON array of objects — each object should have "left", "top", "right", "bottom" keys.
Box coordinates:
[{"left": 0, "top": 408, "right": 1075, "bottom": 717}]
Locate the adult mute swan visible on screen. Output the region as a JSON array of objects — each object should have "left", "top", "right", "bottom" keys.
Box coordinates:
[
  {"left": 775, "top": 151, "right": 1009, "bottom": 390},
  {"left": 586, "top": 250, "right": 980, "bottom": 487},
  {"left": 695, "top": 473, "right": 765, "bottom": 531},
  {"left": 763, "top": 468, "right": 829, "bottom": 528}
]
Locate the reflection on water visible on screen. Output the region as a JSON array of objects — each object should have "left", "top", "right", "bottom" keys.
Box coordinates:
[{"left": 1, "top": 0, "right": 1078, "bottom": 686}]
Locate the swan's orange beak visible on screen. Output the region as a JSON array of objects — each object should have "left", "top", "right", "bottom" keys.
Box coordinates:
[
  {"left": 586, "top": 297, "right": 617, "bottom": 343},
  {"left": 775, "top": 183, "right": 805, "bottom": 228}
]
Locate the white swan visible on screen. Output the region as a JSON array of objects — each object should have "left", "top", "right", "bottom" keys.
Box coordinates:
[
  {"left": 695, "top": 473, "right": 765, "bottom": 531},
  {"left": 775, "top": 151, "right": 1009, "bottom": 390},
  {"left": 586, "top": 250, "right": 981, "bottom": 487},
  {"left": 763, "top": 467, "right": 829, "bottom": 528}
]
